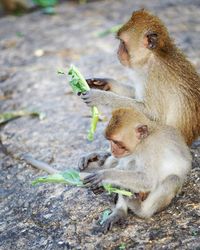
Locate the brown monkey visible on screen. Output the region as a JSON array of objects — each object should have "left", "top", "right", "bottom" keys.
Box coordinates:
[
  {"left": 81, "top": 9, "right": 200, "bottom": 146},
  {"left": 79, "top": 108, "right": 191, "bottom": 233}
]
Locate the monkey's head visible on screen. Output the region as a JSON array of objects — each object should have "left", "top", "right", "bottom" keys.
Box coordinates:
[
  {"left": 105, "top": 108, "right": 149, "bottom": 158},
  {"left": 116, "top": 9, "right": 172, "bottom": 67}
]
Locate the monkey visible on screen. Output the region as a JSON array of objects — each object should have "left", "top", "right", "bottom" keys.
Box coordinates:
[
  {"left": 80, "top": 9, "right": 200, "bottom": 146},
  {"left": 78, "top": 108, "right": 192, "bottom": 233}
]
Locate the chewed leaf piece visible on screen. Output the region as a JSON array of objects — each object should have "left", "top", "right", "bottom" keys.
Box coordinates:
[
  {"left": 103, "top": 183, "right": 132, "bottom": 197},
  {"left": 99, "top": 209, "right": 112, "bottom": 225},
  {"left": 67, "top": 65, "right": 100, "bottom": 141}
]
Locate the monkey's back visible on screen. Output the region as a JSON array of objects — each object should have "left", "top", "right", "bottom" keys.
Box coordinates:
[{"left": 146, "top": 50, "right": 200, "bottom": 145}]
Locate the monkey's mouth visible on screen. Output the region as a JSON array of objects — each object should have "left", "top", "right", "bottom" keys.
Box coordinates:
[{"left": 112, "top": 150, "right": 130, "bottom": 158}]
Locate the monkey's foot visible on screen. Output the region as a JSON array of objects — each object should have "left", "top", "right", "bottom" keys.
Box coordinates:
[
  {"left": 92, "top": 213, "right": 124, "bottom": 234},
  {"left": 78, "top": 152, "right": 111, "bottom": 171},
  {"left": 86, "top": 78, "right": 111, "bottom": 91}
]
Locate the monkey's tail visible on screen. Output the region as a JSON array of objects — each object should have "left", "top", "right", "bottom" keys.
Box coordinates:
[{"left": 21, "top": 154, "right": 58, "bottom": 174}]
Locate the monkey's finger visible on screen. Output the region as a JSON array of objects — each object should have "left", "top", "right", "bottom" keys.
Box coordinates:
[
  {"left": 89, "top": 179, "right": 102, "bottom": 189},
  {"left": 80, "top": 92, "right": 90, "bottom": 99},
  {"left": 83, "top": 173, "right": 97, "bottom": 184},
  {"left": 78, "top": 157, "right": 86, "bottom": 171},
  {"left": 92, "top": 187, "right": 104, "bottom": 194},
  {"left": 84, "top": 178, "right": 99, "bottom": 188}
]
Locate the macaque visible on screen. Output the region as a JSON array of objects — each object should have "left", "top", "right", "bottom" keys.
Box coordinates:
[
  {"left": 79, "top": 108, "right": 191, "bottom": 233},
  {"left": 81, "top": 9, "right": 200, "bottom": 146}
]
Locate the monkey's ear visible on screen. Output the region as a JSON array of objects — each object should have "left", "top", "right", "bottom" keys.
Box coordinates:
[
  {"left": 136, "top": 125, "right": 148, "bottom": 140},
  {"left": 144, "top": 32, "right": 158, "bottom": 49}
]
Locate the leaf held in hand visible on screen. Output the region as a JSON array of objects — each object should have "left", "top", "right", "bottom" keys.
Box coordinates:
[
  {"left": 103, "top": 183, "right": 132, "bottom": 197},
  {"left": 67, "top": 65, "right": 100, "bottom": 141},
  {"left": 61, "top": 169, "right": 83, "bottom": 186},
  {"left": 32, "top": 169, "right": 83, "bottom": 186}
]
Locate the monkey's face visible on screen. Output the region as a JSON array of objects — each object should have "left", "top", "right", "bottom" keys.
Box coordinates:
[
  {"left": 116, "top": 9, "right": 171, "bottom": 68},
  {"left": 105, "top": 108, "right": 149, "bottom": 158},
  {"left": 117, "top": 30, "right": 153, "bottom": 68},
  {"left": 117, "top": 37, "right": 131, "bottom": 67},
  {"left": 110, "top": 139, "right": 130, "bottom": 158}
]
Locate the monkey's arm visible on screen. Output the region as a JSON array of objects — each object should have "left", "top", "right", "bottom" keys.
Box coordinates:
[
  {"left": 83, "top": 169, "right": 153, "bottom": 193},
  {"left": 86, "top": 78, "right": 136, "bottom": 98},
  {"left": 81, "top": 89, "right": 146, "bottom": 114}
]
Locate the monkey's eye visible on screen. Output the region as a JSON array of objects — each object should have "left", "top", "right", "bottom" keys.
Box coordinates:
[{"left": 116, "top": 141, "right": 127, "bottom": 150}]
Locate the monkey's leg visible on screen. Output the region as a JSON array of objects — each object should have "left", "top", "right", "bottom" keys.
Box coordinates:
[
  {"left": 86, "top": 78, "right": 135, "bottom": 98},
  {"left": 127, "top": 175, "right": 182, "bottom": 218},
  {"left": 78, "top": 152, "right": 111, "bottom": 171},
  {"left": 81, "top": 89, "right": 146, "bottom": 114},
  {"left": 94, "top": 194, "right": 128, "bottom": 234}
]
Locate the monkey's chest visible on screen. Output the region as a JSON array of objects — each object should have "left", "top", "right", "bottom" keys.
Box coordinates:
[{"left": 131, "top": 69, "right": 147, "bottom": 101}]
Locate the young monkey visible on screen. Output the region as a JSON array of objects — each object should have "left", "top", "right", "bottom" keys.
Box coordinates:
[
  {"left": 79, "top": 108, "right": 192, "bottom": 233},
  {"left": 81, "top": 9, "right": 200, "bottom": 146}
]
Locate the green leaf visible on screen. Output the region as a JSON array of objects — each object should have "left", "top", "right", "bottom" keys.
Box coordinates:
[
  {"left": 97, "top": 24, "right": 122, "bottom": 37},
  {"left": 33, "top": 0, "right": 57, "bottom": 7},
  {"left": 0, "top": 110, "right": 46, "bottom": 125},
  {"left": 103, "top": 183, "right": 132, "bottom": 197},
  {"left": 61, "top": 169, "right": 83, "bottom": 186},
  {"left": 67, "top": 65, "right": 100, "bottom": 141},
  {"left": 99, "top": 209, "right": 112, "bottom": 225},
  {"left": 32, "top": 169, "right": 83, "bottom": 186},
  {"left": 32, "top": 173, "right": 67, "bottom": 185},
  {"left": 43, "top": 6, "right": 55, "bottom": 14},
  {"left": 68, "top": 65, "right": 90, "bottom": 94},
  {"left": 16, "top": 31, "right": 23, "bottom": 37},
  {"left": 119, "top": 243, "right": 126, "bottom": 250},
  {"left": 87, "top": 106, "right": 100, "bottom": 141}
]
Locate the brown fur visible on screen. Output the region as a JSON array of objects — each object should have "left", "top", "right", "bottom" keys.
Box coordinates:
[
  {"left": 105, "top": 108, "right": 149, "bottom": 139},
  {"left": 118, "top": 9, "right": 200, "bottom": 145}
]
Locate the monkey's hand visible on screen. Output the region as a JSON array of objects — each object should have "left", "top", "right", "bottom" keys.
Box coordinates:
[
  {"left": 81, "top": 89, "right": 139, "bottom": 109},
  {"left": 86, "top": 78, "right": 112, "bottom": 91},
  {"left": 78, "top": 152, "right": 111, "bottom": 171},
  {"left": 81, "top": 89, "right": 106, "bottom": 107},
  {"left": 83, "top": 171, "right": 105, "bottom": 194}
]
